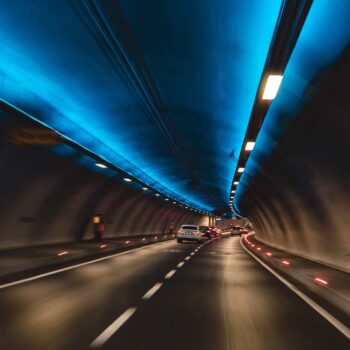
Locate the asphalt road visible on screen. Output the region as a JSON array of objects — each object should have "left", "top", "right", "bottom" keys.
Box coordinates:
[{"left": 0, "top": 237, "right": 348, "bottom": 350}]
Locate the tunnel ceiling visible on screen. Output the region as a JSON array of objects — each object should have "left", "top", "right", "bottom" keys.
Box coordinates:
[{"left": 0, "top": 0, "right": 283, "bottom": 212}]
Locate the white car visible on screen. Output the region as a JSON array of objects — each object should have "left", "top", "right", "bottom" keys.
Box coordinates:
[{"left": 177, "top": 225, "right": 208, "bottom": 243}]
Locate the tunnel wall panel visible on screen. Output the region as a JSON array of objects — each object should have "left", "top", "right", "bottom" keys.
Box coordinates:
[
  {"left": 0, "top": 140, "right": 202, "bottom": 249},
  {"left": 238, "top": 46, "right": 350, "bottom": 271}
]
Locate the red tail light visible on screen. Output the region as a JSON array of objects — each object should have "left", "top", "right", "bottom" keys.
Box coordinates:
[{"left": 314, "top": 277, "right": 328, "bottom": 285}]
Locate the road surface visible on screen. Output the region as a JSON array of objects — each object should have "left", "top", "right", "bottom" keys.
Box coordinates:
[{"left": 0, "top": 237, "right": 348, "bottom": 349}]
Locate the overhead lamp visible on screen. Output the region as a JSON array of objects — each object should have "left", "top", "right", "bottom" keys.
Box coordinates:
[
  {"left": 173, "top": 201, "right": 176, "bottom": 204},
  {"left": 155, "top": 193, "right": 160, "bottom": 197},
  {"left": 234, "top": 181, "right": 239, "bottom": 185},
  {"left": 262, "top": 75, "right": 283, "bottom": 100},
  {"left": 245, "top": 142, "right": 255, "bottom": 151},
  {"left": 95, "top": 163, "right": 107, "bottom": 168},
  {"left": 231, "top": 190, "right": 235, "bottom": 193},
  {"left": 142, "top": 187, "right": 148, "bottom": 190},
  {"left": 124, "top": 178, "right": 132, "bottom": 182},
  {"left": 238, "top": 168, "right": 245, "bottom": 173},
  {"left": 165, "top": 198, "right": 169, "bottom": 201}
]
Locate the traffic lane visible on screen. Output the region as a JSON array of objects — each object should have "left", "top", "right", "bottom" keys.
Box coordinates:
[
  {"left": 104, "top": 237, "right": 349, "bottom": 350},
  {"left": 0, "top": 239, "right": 200, "bottom": 350}
]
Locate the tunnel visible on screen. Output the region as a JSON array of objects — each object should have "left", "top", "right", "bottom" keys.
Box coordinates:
[{"left": 0, "top": 0, "right": 349, "bottom": 349}]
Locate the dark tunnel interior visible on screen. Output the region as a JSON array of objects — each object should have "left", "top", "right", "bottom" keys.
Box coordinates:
[{"left": 0, "top": 1, "right": 349, "bottom": 349}]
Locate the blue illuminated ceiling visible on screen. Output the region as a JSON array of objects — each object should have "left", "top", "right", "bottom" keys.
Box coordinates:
[{"left": 0, "top": 0, "right": 282, "bottom": 212}]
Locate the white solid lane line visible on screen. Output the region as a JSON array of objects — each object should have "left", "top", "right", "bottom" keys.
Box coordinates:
[
  {"left": 240, "top": 238, "right": 350, "bottom": 340},
  {"left": 90, "top": 307, "right": 137, "bottom": 348},
  {"left": 164, "top": 270, "right": 176, "bottom": 279},
  {"left": 0, "top": 240, "right": 172, "bottom": 290},
  {"left": 177, "top": 261, "right": 185, "bottom": 268},
  {"left": 142, "top": 283, "right": 163, "bottom": 300}
]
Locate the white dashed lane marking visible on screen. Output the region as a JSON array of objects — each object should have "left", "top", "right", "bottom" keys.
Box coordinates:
[
  {"left": 142, "top": 283, "right": 163, "bottom": 300},
  {"left": 90, "top": 307, "right": 137, "bottom": 348},
  {"left": 91, "top": 241, "right": 206, "bottom": 347},
  {"left": 164, "top": 270, "right": 176, "bottom": 279}
]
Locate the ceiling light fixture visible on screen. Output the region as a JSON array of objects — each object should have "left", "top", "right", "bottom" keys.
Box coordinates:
[
  {"left": 95, "top": 163, "right": 107, "bottom": 168},
  {"left": 238, "top": 168, "right": 245, "bottom": 173},
  {"left": 124, "top": 178, "right": 132, "bottom": 182},
  {"left": 245, "top": 142, "right": 255, "bottom": 151},
  {"left": 262, "top": 75, "right": 283, "bottom": 100}
]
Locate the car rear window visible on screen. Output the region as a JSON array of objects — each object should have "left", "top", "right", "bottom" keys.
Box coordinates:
[{"left": 182, "top": 225, "right": 198, "bottom": 230}]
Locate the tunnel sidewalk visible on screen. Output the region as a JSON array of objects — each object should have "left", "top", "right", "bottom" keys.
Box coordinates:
[
  {"left": 242, "top": 233, "right": 350, "bottom": 326},
  {"left": 0, "top": 234, "right": 175, "bottom": 285}
]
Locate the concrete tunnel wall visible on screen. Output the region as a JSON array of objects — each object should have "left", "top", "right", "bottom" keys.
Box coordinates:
[
  {"left": 238, "top": 45, "right": 350, "bottom": 272},
  {"left": 0, "top": 137, "right": 205, "bottom": 249}
]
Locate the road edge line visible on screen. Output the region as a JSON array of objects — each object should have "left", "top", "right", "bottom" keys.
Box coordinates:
[
  {"left": 240, "top": 237, "right": 350, "bottom": 340},
  {"left": 0, "top": 240, "right": 172, "bottom": 290}
]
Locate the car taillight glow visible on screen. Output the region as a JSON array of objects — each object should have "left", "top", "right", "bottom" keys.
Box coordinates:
[
  {"left": 314, "top": 277, "right": 328, "bottom": 285},
  {"left": 57, "top": 251, "right": 68, "bottom": 256}
]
